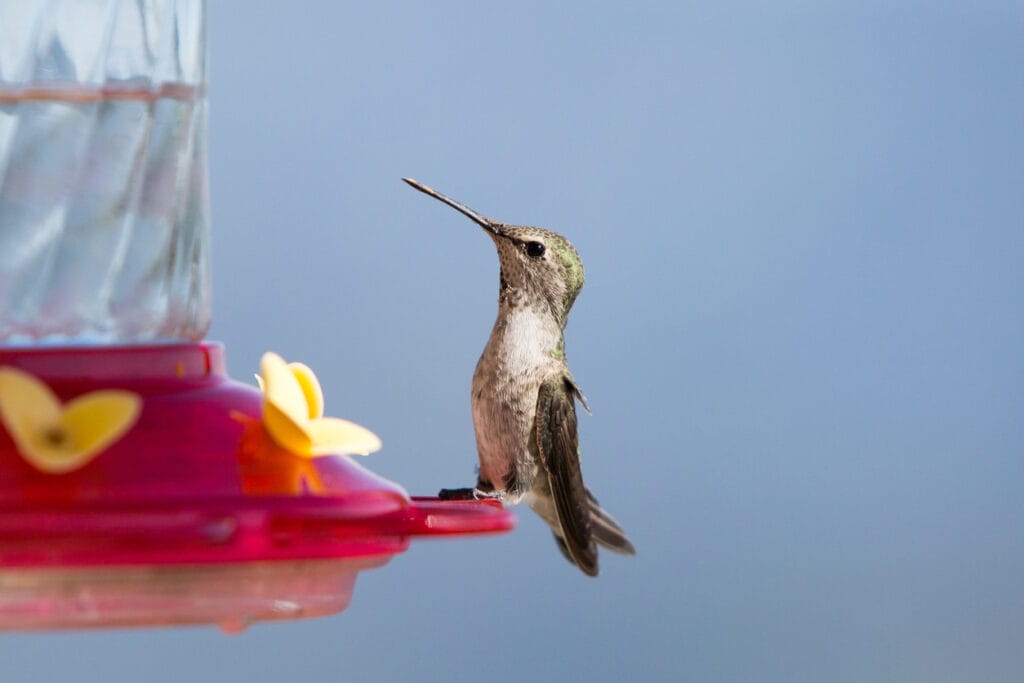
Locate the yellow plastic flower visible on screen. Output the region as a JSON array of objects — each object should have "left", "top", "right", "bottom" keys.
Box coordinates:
[
  {"left": 0, "top": 366, "right": 141, "bottom": 474},
  {"left": 258, "top": 352, "right": 382, "bottom": 458}
]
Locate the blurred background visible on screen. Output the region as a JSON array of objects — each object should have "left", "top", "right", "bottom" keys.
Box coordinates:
[{"left": 3, "top": 1, "right": 1023, "bottom": 681}]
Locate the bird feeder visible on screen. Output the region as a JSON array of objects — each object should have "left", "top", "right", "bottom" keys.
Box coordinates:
[{"left": 0, "top": 0, "right": 512, "bottom": 631}]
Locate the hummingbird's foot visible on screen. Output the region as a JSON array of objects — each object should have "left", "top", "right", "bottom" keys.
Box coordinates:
[
  {"left": 438, "top": 487, "right": 476, "bottom": 501},
  {"left": 437, "top": 487, "right": 506, "bottom": 502}
]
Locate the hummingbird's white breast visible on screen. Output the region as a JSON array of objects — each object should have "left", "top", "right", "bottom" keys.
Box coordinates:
[{"left": 471, "top": 305, "right": 565, "bottom": 500}]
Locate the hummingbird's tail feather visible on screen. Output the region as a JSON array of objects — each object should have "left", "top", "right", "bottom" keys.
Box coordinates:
[
  {"left": 587, "top": 490, "right": 636, "bottom": 556},
  {"left": 551, "top": 503, "right": 634, "bottom": 563},
  {"left": 528, "top": 486, "right": 636, "bottom": 574}
]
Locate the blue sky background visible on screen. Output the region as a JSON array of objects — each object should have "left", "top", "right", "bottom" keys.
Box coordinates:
[{"left": 4, "top": 2, "right": 1024, "bottom": 681}]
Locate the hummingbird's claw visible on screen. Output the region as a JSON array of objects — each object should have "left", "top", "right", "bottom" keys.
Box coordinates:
[{"left": 437, "top": 487, "right": 506, "bottom": 503}]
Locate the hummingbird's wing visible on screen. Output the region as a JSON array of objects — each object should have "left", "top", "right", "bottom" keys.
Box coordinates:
[{"left": 535, "top": 377, "right": 598, "bottom": 576}]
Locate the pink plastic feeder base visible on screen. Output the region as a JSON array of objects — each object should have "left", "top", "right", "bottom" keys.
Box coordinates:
[{"left": 0, "top": 343, "right": 514, "bottom": 629}]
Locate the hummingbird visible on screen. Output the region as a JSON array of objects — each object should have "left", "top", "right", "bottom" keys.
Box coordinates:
[{"left": 403, "top": 178, "right": 635, "bottom": 576}]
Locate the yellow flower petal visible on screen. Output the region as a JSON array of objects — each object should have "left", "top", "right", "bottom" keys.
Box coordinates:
[
  {"left": 306, "top": 417, "right": 383, "bottom": 457},
  {"left": 0, "top": 367, "right": 63, "bottom": 434},
  {"left": 0, "top": 367, "right": 141, "bottom": 474},
  {"left": 60, "top": 391, "right": 142, "bottom": 464},
  {"left": 288, "top": 362, "right": 323, "bottom": 420},
  {"left": 259, "top": 352, "right": 309, "bottom": 427},
  {"left": 262, "top": 399, "right": 314, "bottom": 456}
]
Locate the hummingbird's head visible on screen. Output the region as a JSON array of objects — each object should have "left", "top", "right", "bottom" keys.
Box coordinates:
[{"left": 403, "top": 179, "right": 585, "bottom": 325}]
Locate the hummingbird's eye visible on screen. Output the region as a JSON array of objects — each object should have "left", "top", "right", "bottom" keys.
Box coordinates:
[{"left": 525, "top": 241, "right": 546, "bottom": 259}]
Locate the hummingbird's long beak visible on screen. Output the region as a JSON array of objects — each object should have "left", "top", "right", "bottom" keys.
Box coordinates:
[{"left": 402, "top": 178, "right": 503, "bottom": 236}]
